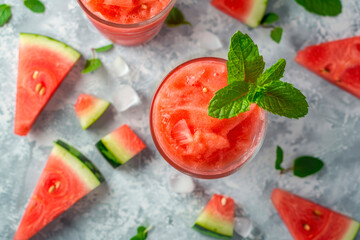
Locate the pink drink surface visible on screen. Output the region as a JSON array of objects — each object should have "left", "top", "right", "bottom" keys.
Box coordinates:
[
  {"left": 82, "top": 0, "right": 171, "bottom": 24},
  {"left": 152, "top": 58, "right": 266, "bottom": 174}
]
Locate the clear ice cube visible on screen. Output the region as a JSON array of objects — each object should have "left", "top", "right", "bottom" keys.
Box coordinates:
[
  {"left": 112, "top": 55, "right": 130, "bottom": 78},
  {"left": 112, "top": 85, "right": 141, "bottom": 112},
  {"left": 169, "top": 172, "right": 195, "bottom": 193},
  {"left": 234, "top": 217, "right": 253, "bottom": 238},
  {"left": 193, "top": 31, "right": 223, "bottom": 50}
]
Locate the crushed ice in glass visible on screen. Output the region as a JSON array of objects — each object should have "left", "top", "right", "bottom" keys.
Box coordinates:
[
  {"left": 169, "top": 172, "right": 195, "bottom": 193},
  {"left": 112, "top": 85, "right": 140, "bottom": 112}
]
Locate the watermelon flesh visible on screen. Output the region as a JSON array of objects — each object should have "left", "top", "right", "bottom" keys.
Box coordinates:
[
  {"left": 14, "top": 140, "right": 104, "bottom": 240},
  {"left": 271, "top": 188, "right": 360, "bottom": 240},
  {"left": 211, "top": 0, "right": 268, "bottom": 28},
  {"left": 193, "top": 194, "right": 234, "bottom": 239},
  {"left": 295, "top": 36, "right": 360, "bottom": 98},
  {"left": 14, "top": 33, "right": 81, "bottom": 136},
  {"left": 96, "top": 124, "right": 146, "bottom": 168},
  {"left": 74, "top": 93, "right": 110, "bottom": 129}
]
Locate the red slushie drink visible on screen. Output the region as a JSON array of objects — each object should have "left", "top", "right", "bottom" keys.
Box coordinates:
[
  {"left": 78, "top": 0, "right": 175, "bottom": 45},
  {"left": 150, "top": 58, "right": 267, "bottom": 179}
]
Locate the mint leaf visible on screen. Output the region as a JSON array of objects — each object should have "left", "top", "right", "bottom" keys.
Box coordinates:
[
  {"left": 130, "top": 225, "right": 152, "bottom": 240},
  {"left": 24, "top": 0, "right": 45, "bottom": 13},
  {"left": 257, "top": 59, "right": 286, "bottom": 86},
  {"left": 208, "top": 81, "right": 250, "bottom": 119},
  {"left": 0, "top": 4, "right": 11, "bottom": 27},
  {"left": 275, "top": 146, "right": 284, "bottom": 171},
  {"left": 227, "top": 31, "right": 265, "bottom": 84},
  {"left": 94, "top": 44, "right": 113, "bottom": 53},
  {"left": 256, "top": 81, "right": 308, "bottom": 119},
  {"left": 165, "top": 7, "right": 191, "bottom": 27},
  {"left": 295, "top": 0, "right": 342, "bottom": 16},
  {"left": 293, "top": 156, "right": 324, "bottom": 178},
  {"left": 270, "top": 27, "right": 283, "bottom": 44},
  {"left": 82, "top": 59, "right": 102, "bottom": 74},
  {"left": 261, "top": 13, "right": 279, "bottom": 25}
]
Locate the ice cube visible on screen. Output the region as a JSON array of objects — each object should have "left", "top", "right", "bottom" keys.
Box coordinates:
[
  {"left": 112, "top": 56, "right": 129, "bottom": 78},
  {"left": 112, "top": 85, "right": 141, "bottom": 112},
  {"left": 234, "top": 217, "right": 253, "bottom": 238},
  {"left": 169, "top": 172, "right": 195, "bottom": 193},
  {"left": 193, "top": 31, "right": 223, "bottom": 50}
]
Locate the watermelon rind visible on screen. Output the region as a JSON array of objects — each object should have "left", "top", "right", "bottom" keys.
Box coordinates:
[
  {"left": 20, "top": 33, "right": 81, "bottom": 62},
  {"left": 97, "top": 134, "right": 133, "bottom": 166},
  {"left": 246, "top": 0, "right": 268, "bottom": 28},
  {"left": 95, "top": 140, "right": 122, "bottom": 168},
  {"left": 79, "top": 99, "right": 110, "bottom": 129},
  {"left": 55, "top": 140, "right": 105, "bottom": 187},
  {"left": 193, "top": 211, "right": 233, "bottom": 239},
  {"left": 342, "top": 220, "right": 360, "bottom": 240}
]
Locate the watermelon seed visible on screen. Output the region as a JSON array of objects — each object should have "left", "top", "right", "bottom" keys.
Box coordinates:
[
  {"left": 35, "top": 83, "right": 42, "bottom": 93},
  {"left": 32, "top": 70, "right": 39, "bottom": 79},
  {"left": 313, "top": 210, "right": 322, "bottom": 216},
  {"left": 221, "top": 197, "right": 227, "bottom": 206},
  {"left": 55, "top": 181, "right": 61, "bottom": 189},
  {"left": 141, "top": 4, "right": 147, "bottom": 10},
  {"left": 303, "top": 224, "right": 310, "bottom": 231},
  {"left": 203, "top": 87, "right": 208, "bottom": 93},
  {"left": 48, "top": 185, "right": 55, "bottom": 193},
  {"left": 39, "top": 86, "right": 46, "bottom": 96}
]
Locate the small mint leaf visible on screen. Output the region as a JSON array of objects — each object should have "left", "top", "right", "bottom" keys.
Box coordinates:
[
  {"left": 293, "top": 156, "right": 324, "bottom": 178},
  {"left": 294, "top": 0, "right": 342, "bottom": 16},
  {"left": 257, "top": 59, "right": 286, "bottom": 86},
  {"left": 82, "top": 58, "right": 102, "bottom": 74},
  {"left": 0, "top": 4, "right": 11, "bottom": 27},
  {"left": 208, "top": 81, "right": 250, "bottom": 119},
  {"left": 24, "top": 0, "right": 45, "bottom": 13},
  {"left": 261, "top": 13, "right": 279, "bottom": 25},
  {"left": 256, "top": 81, "right": 309, "bottom": 119},
  {"left": 270, "top": 27, "right": 283, "bottom": 44},
  {"left": 165, "top": 7, "right": 191, "bottom": 27},
  {"left": 94, "top": 44, "right": 113, "bottom": 53},
  {"left": 227, "top": 31, "right": 265, "bottom": 84},
  {"left": 130, "top": 225, "right": 151, "bottom": 240},
  {"left": 275, "top": 146, "right": 284, "bottom": 171}
]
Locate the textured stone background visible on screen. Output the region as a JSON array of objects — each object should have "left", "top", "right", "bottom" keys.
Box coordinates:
[{"left": 1, "top": 0, "right": 360, "bottom": 239}]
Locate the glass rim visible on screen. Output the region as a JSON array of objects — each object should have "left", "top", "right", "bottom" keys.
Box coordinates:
[
  {"left": 149, "top": 57, "right": 268, "bottom": 179},
  {"left": 77, "top": 0, "right": 176, "bottom": 28}
]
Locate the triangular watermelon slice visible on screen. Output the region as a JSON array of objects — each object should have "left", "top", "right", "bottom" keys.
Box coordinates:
[
  {"left": 271, "top": 188, "right": 360, "bottom": 240},
  {"left": 295, "top": 36, "right": 360, "bottom": 98},
  {"left": 211, "top": 0, "right": 268, "bottom": 28},
  {"left": 74, "top": 93, "right": 110, "bottom": 129},
  {"left": 193, "top": 194, "right": 235, "bottom": 239},
  {"left": 14, "top": 33, "right": 81, "bottom": 136},
  {"left": 14, "top": 140, "right": 104, "bottom": 240}
]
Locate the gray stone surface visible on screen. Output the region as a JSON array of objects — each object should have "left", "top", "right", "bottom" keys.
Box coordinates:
[{"left": 1, "top": 0, "right": 360, "bottom": 239}]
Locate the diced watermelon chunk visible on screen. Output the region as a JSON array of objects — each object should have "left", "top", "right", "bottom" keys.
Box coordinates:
[{"left": 96, "top": 124, "right": 146, "bottom": 168}]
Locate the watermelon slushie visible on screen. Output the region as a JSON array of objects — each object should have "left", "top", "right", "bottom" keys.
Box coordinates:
[
  {"left": 77, "top": 0, "right": 175, "bottom": 45},
  {"left": 150, "top": 58, "right": 267, "bottom": 179}
]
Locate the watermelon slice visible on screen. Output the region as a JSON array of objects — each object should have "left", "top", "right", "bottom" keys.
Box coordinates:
[
  {"left": 74, "top": 93, "right": 110, "bottom": 129},
  {"left": 14, "top": 140, "right": 104, "bottom": 240},
  {"left": 15, "top": 33, "right": 81, "bottom": 136},
  {"left": 96, "top": 124, "right": 146, "bottom": 168},
  {"left": 295, "top": 36, "right": 360, "bottom": 98},
  {"left": 211, "top": 0, "right": 268, "bottom": 28},
  {"left": 271, "top": 188, "right": 360, "bottom": 240},
  {"left": 193, "top": 194, "right": 234, "bottom": 239}
]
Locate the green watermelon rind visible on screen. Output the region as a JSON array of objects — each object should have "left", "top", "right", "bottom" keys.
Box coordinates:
[
  {"left": 342, "top": 220, "right": 360, "bottom": 240},
  {"left": 192, "top": 224, "right": 232, "bottom": 239},
  {"left": 95, "top": 140, "right": 122, "bottom": 168},
  {"left": 79, "top": 99, "right": 110, "bottom": 130},
  {"left": 246, "top": 0, "right": 268, "bottom": 28},
  {"left": 55, "top": 140, "right": 105, "bottom": 185},
  {"left": 20, "top": 33, "right": 81, "bottom": 62}
]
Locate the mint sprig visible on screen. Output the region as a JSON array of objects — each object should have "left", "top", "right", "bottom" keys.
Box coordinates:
[
  {"left": 94, "top": 44, "right": 113, "bottom": 53},
  {"left": 275, "top": 146, "right": 324, "bottom": 178},
  {"left": 295, "top": 0, "right": 342, "bottom": 16},
  {"left": 208, "top": 31, "right": 309, "bottom": 119},
  {"left": 82, "top": 44, "right": 113, "bottom": 74},
  {"left": 24, "top": 0, "right": 45, "bottom": 13},
  {"left": 165, "top": 7, "right": 191, "bottom": 27},
  {"left": 261, "top": 13, "right": 283, "bottom": 44},
  {"left": 130, "top": 225, "right": 153, "bottom": 240},
  {"left": 0, "top": 4, "right": 11, "bottom": 27}
]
